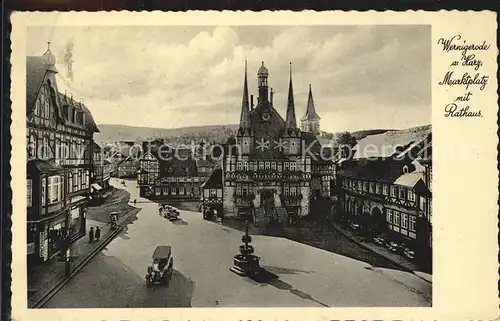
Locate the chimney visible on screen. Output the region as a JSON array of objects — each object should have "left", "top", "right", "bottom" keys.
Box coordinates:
[
  {"left": 250, "top": 95, "right": 254, "bottom": 110},
  {"left": 270, "top": 88, "right": 274, "bottom": 105}
]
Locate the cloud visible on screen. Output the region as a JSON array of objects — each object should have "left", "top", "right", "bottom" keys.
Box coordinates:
[{"left": 27, "top": 25, "right": 431, "bottom": 132}]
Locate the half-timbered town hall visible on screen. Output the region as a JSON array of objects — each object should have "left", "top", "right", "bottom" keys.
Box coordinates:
[{"left": 221, "top": 61, "right": 335, "bottom": 223}]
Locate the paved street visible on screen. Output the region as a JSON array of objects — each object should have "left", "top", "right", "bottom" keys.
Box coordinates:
[{"left": 43, "top": 178, "right": 431, "bottom": 308}]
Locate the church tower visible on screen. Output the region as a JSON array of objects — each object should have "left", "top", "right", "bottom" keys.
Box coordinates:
[
  {"left": 283, "top": 62, "right": 301, "bottom": 155},
  {"left": 301, "top": 84, "right": 321, "bottom": 136},
  {"left": 236, "top": 60, "right": 252, "bottom": 155}
]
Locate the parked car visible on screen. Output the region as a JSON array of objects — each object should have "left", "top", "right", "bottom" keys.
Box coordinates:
[
  {"left": 348, "top": 221, "right": 360, "bottom": 230},
  {"left": 373, "top": 236, "right": 385, "bottom": 245},
  {"left": 386, "top": 241, "right": 399, "bottom": 252},
  {"left": 403, "top": 248, "right": 415, "bottom": 260}
]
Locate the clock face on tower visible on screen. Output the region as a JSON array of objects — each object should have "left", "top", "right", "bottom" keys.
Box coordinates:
[{"left": 262, "top": 111, "right": 270, "bottom": 121}]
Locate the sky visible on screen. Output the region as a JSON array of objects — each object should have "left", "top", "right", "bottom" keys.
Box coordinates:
[{"left": 27, "top": 25, "right": 431, "bottom": 133}]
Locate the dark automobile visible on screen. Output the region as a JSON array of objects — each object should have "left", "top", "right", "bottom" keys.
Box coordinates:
[{"left": 145, "top": 246, "right": 174, "bottom": 286}]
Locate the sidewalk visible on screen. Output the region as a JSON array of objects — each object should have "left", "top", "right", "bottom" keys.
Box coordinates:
[
  {"left": 27, "top": 213, "right": 133, "bottom": 308},
  {"left": 330, "top": 221, "right": 432, "bottom": 283}
]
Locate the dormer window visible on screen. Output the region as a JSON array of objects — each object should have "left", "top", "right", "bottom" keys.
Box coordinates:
[{"left": 403, "top": 165, "right": 409, "bottom": 174}]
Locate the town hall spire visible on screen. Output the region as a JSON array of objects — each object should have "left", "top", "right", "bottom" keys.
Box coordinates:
[
  {"left": 285, "top": 62, "right": 297, "bottom": 131},
  {"left": 238, "top": 59, "right": 251, "bottom": 135}
]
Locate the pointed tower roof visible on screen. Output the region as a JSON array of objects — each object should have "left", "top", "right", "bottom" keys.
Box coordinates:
[
  {"left": 285, "top": 62, "right": 297, "bottom": 131},
  {"left": 302, "top": 84, "right": 321, "bottom": 121},
  {"left": 237, "top": 59, "right": 251, "bottom": 136}
]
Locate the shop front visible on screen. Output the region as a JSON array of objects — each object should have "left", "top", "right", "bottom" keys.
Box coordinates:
[{"left": 67, "top": 195, "right": 87, "bottom": 239}]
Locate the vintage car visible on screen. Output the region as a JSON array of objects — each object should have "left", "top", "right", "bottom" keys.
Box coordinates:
[
  {"left": 145, "top": 246, "right": 173, "bottom": 286},
  {"left": 166, "top": 208, "right": 179, "bottom": 221}
]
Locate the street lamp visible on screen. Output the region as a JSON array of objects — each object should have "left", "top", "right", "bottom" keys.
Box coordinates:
[{"left": 230, "top": 219, "right": 261, "bottom": 276}]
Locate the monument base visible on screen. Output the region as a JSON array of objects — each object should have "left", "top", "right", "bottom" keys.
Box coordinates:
[{"left": 230, "top": 253, "right": 261, "bottom": 276}]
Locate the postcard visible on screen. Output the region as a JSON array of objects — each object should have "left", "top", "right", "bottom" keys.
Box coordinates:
[{"left": 9, "top": 10, "right": 498, "bottom": 321}]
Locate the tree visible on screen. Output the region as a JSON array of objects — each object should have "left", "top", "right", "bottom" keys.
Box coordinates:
[{"left": 336, "top": 131, "right": 357, "bottom": 159}]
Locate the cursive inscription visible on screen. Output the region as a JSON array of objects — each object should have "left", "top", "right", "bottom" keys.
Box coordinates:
[{"left": 438, "top": 34, "right": 490, "bottom": 118}]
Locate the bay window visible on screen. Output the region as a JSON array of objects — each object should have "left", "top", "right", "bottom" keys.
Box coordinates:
[{"left": 48, "top": 176, "right": 63, "bottom": 204}]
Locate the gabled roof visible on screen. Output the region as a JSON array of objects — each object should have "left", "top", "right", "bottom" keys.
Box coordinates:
[
  {"left": 26, "top": 56, "right": 48, "bottom": 115},
  {"left": 337, "top": 158, "right": 412, "bottom": 183},
  {"left": 92, "top": 141, "right": 102, "bottom": 152},
  {"left": 201, "top": 168, "right": 222, "bottom": 188},
  {"left": 393, "top": 171, "right": 424, "bottom": 188},
  {"left": 27, "top": 55, "right": 100, "bottom": 133}
]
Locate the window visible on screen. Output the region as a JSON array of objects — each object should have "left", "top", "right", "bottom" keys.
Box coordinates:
[
  {"left": 155, "top": 188, "right": 161, "bottom": 196},
  {"left": 284, "top": 162, "right": 289, "bottom": 171},
  {"left": 386, "top": 209, "right": 392, "bottom": 223},
  {"left": 290, "top": 185, "right": 297, "bottom": 196},
  {"left": 409, "top": 215, "right": 416, "bottom": 231},
  {"left": 179, "top": 187, "right": 185, "bottom": 195},
  {"left": 48, "top": 176, "right": 63, "bottom": 204},
  {"left": 383, "top": 184, "right": 389, "bottom": 195},
  {"left": 171, "top": 187, "right": 176, "bottom": 195},
  {"left": 363, "top": 181, "right": 368, "bottom": 191},
  {"left": 403, "top": 165, "right": 409, "bottom": 174},
  {"left": 390, "top": 185, "right": 397, "bottom": 197},
  {"left": 284, "top": 185, "right": 289, "bottom": 195},
  {"left": 401, "top": 213, "right": 408, "bottom": 229},
  {"left": 259, "top": 162, "right": 264, "bottom": 170},
  {"left": 241, "top": 185, "right": 249, "bottom": 195},
  {"left": 209, "top": 189, "right": 217, "bottom": 197},
  {"left": 27, "top": 179, "right": 32, "bottom": 207},
  {"left": 236, "top": 161, "right": 242, "bottom": 171},
  {"left": 358, "top": 181, "right": 362, "bottom": 190},
  {"left": 375, "top": 183, "right": 381, "bottom": 194},
  {"left": 242, "top": 162, "right": 249, "bottom": 171},
  {"left": 163, "top": 188, "right": 169, "bottom": 195},
  {"left": 408, "top": 190, "right": 415, "bottom": 201},
  {"left": 399, "top": 187, "right": 406, "bottom": 199},
  {"left": 290, "top": 162, "right": 297, "bottom": 171},
  {"left": 271, "top": 162, "right": 276, "bottom": 170},
  {"left": 394, "top": 211, "right": 400, "bottom": 226},
  {"left": 265, "top": 161, "right": 270, "bottom": 170},
  {"left": 369, "top": 182, "right": 375, "bottom": 193}
]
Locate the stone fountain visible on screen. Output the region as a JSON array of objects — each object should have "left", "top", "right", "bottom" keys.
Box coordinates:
[{"left": 230, "top": 219, "right": 261, "bottom": 276}]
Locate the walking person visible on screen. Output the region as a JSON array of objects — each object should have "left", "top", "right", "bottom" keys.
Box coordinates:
[
  {"left": 95, "top": 227, "right": 101, "bottom": 242},
  {"left": 88, "top": 227, "right": 94, "bottom": 243}
]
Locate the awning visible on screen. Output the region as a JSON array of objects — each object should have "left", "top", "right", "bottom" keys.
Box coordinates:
[{"left": 91, "top": 183, "right": 102, "bottom": 191}]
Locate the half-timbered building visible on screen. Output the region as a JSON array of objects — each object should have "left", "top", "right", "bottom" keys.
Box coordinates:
[
  {"left": 222, "top": 61, "right": 335, "bottom": 223},
  {"left": 26, "top": 44, "right": 99, "bottom": 266}
]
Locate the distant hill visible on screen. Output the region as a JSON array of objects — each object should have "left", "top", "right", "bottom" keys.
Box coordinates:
[
  {"left": 93, "top": 123, "right": 426, "bottom": 147},
  {"left": 93, "top": 124, "right": 239, "bottom": 146}
]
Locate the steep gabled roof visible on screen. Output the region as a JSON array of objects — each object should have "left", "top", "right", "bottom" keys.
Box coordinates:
[
  {"left": 201, "top": 168, "right": 222, "bottom": 188},
  {"left": 26, "top": 56, "right": 47, "bottom": 115},
  {"left": 337, "top": 158, "right": 412, "bottom": 183}
]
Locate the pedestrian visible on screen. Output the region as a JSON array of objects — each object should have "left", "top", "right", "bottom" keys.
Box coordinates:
[
  {"left": 88, "top": 227, "right": 94, "bottom": 243},
  {"left": 95, "top": 227, "right": 101, "bottom": 241}
]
